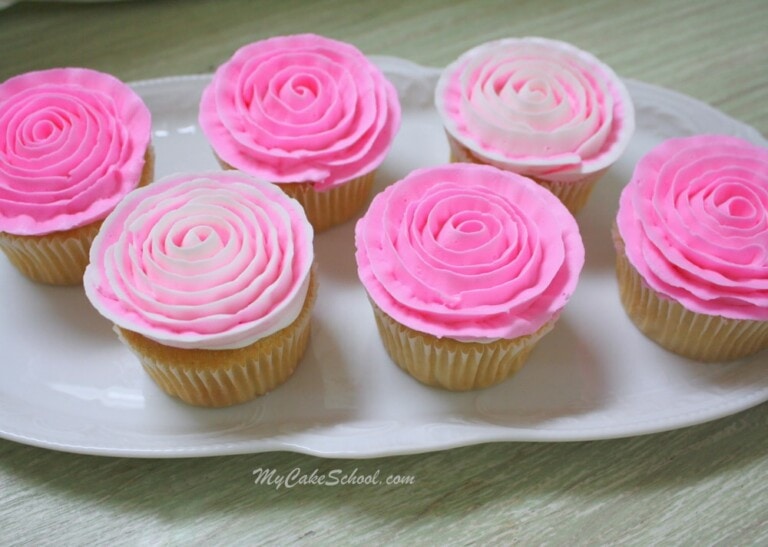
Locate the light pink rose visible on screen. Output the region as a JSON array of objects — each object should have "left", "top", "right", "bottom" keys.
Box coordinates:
[
  {"left": 356, "top": 164, "right": 584, "bottom": 340},
  {"left": 0, "top": 68, "right": 151, "bottom": 235},
  {"left": 617, "top": 135, "right": 768, "bottom": 320},
  {"left": 199, "top": 34, "right": 401, "bottom": 191}
]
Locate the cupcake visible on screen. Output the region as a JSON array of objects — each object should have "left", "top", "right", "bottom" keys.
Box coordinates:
[
  {"left": 435, "top": 37, "right": 635, "bottom": 214},
  {"left": 199, "top": 33, "right": 401, "bottom": 232},
  {"left": 0, "top": 67, "right": 154, "bottom": 285},
  {"left": 83, "top": 171, "right": 316, "bottom": 407},
  {"left": 355, "top": 163, "right": 585, "bottom": 390},
  {"left": 614, "top": 135, "right": 768, "bottom": 361}
]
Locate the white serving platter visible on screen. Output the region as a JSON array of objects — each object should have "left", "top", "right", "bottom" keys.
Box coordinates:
[{"left": 0, "top": 57, "right": 766, "bottom": 458}]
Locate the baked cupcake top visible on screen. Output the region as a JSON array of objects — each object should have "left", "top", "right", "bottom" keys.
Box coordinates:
[
  {"left": 616, "top": 135, "right": 768, "bottom": 321},
  {"left": 435, "top": 37, "right": 634, "bottom": 182},
  {"left": 355, "top": 163, "right": 584, "bottom": 340},
  {"left": 83, "top": 171, "right": 314, "bottom": 350},
  {"left": 199, "top": 33, "right": 401, "bottom": 191},
  {"left": 0, "top": 68, "right": 151, "bottom": 236}
]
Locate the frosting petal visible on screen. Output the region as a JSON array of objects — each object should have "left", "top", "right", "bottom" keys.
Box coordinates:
[
  {"left": 616, "top": 135, "right": 768, "bottom": 320},
  {"left": 435, "top": 37, "right": 635, "bottom": 182},
  {"left": 199, "top": 34, "right": 401, "bottom": 191},
  {"left": 83, "top": 171, "right": 314, "bottom": 350},
  {"left": 355, "top": 163, "right": 585, "bottom": 340},
  {"left": 0, "top": 68, "right": 151, "bottom": 235}
]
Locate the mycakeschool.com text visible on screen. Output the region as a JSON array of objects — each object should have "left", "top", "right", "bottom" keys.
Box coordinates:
[{"left": 252, "top": 467, "right": 416, "bottom": 490}]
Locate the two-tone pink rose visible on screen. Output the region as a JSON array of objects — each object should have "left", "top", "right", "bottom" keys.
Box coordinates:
[
  {"left": 436, "top": 37, "right": 634, "bottom": 182},
  {"left": 84, "top": 172, "right": 314, "bottom": 350}
]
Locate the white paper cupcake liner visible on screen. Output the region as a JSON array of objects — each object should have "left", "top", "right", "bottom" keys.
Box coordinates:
[
  {"left": 616, "top": 245, "right": 768, "bottom": 361},
  {"left": 277, "top": 171, "right": 375, "bottom": 232},
  {"left": 371, "top": 301, "right": 555, "bottom": 391},
  {"left": 447, "top": 134, "right": 603, "bottom": 214},
  {"left": 116, "top": 273, "right": 317, "bottom": 407}
]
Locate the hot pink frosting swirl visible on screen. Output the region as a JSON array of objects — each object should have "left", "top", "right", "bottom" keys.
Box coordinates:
[
  {"left": 617, "top": 135, "right": 768, "bottom": 321},
  {"left": 355, "top": 164, "right": 585, "bottom": 340},
  {"left": 83, "top": 171, "right": 314, "bottom": 350},
  {"left": 435, "top": 37, "right": 635, "bottom": 182},
  {"left": 199, "top": 34, "right": 401, "bottom": 191},
  {"left": 0, "top": 68, "right": 151, "bottom": 235}
]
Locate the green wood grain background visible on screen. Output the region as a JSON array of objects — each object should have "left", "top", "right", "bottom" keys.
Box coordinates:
[{"left": 1, "top": 0, "right": 766, "bottom": 544}]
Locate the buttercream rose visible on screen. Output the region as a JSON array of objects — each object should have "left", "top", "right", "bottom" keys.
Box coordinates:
[
  {"left": 435, "top": 37, "right": 634, "bottom": 182},
  {"left": 0, "top": 68, "right": 151, "bottom": 235},
  {"left": 199, "top": 34, "right": 401, "bottom": 191},
  {"left": 616, "top": 135, "right": 768, "bottom": 321},
  {"left": 84, "top": 172, "right": 314, "bottom": 350},
  {"left": 355, "top": 164, "right": 585, "bottom": 340}
]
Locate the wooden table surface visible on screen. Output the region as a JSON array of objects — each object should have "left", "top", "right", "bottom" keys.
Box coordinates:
[{"left": 1, "top": 0, "right": 767, "bottom": 544}]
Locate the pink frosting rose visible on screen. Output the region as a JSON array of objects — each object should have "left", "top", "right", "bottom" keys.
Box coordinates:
[
  {"left": 199, "top": 34, "right": 401, "bottom": 191},
  {"left": 84, "top": 171, "right": 314, "bottom": 350},
  {"left": 435, "top": 37, "right": 635, "bottom": 182},
  {"left": 0, "top": 68, "right": 152, "bottom": 235},
  {"left": 355, "top": 164, "right": 585, "bottom": 340},
  {"left": 616, "top": 135, "right": 768, "bottom": 321}
]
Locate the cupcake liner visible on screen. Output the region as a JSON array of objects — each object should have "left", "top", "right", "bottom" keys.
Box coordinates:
[
  {"left": 216, "top": 156, "right": 374, "bottom": 232},
  {"left": 371, "top": 301, "right": 554, "bottom": 391},
  {"left": 447, "top": 134, "right": 603, "bottom": 215},
  {"left": 116, "top": 273, "right": 318, "bottom": 407},
  {"left": 276, "top": 172, "right": 375, "bottom": 232},
  {"left": 615, "top": 243, "right": 768, "bottom": 362},
  {"left": 532, "top": 174, "right": 603, "bottom": 215},
  {"left": 0, "top": 222, "right": 100, "bottom": 285},
  {"left": 0, "top": 148, "right": 155, "bottom": 286}
]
